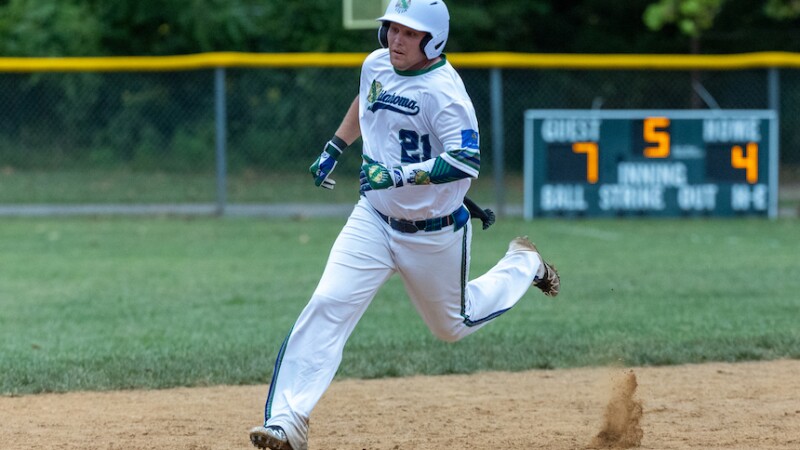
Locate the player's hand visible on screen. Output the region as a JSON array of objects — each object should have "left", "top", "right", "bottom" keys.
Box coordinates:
[
  {"left": 309, "top": 140, "right": 344, "bottom": 189},
  {"left": 361, "top": 155, "right": 403, "bottom": 190}
]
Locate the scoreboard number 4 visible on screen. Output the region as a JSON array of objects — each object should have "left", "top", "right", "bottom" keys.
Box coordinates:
[{"left": 731, "top": 142, "right": 758, "bottom": 183}]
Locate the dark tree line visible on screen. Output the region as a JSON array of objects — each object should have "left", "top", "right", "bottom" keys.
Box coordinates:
[
  {"left": 1, "top": 0, "right": 799, "bottom": 170},
  {"left": 0, "top": 0, "right": 798, "bottom": 56}
]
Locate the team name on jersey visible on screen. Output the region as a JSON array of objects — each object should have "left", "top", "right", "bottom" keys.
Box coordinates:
[{"left": 367, "top": 79, "right": 420, "bottom": 116}]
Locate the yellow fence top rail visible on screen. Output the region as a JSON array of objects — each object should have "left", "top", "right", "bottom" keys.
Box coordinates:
[{"left": 1, "top": 51, "right": 800, "bottom": 72}]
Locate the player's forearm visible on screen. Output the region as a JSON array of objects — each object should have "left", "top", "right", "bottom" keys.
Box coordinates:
[
  {"left": 334, "top": 96, "right": 361, "bottom": 146},
  {"left": 401, "top": 150, "right": 479, "bottom": 185},
  {"left": 361, "top": 151, "right": 478, "bottom": 191},
  {"left": 428, "top": 155, "right": 475, "bottom": 183}
]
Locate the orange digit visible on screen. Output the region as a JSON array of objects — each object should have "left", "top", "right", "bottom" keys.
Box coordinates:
[
  {"left": 572, "top": 142, "right": 598, "bottom": 184},
  {"left": 731, "top": 142, "right": 758, "bottom": 184},
  {"left": 644, "top": 117, "right": 670, "bottom": 158}
]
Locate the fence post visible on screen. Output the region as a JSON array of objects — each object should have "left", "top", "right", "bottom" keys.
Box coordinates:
[
  {"left": 768, "top": 68, "right": 780, "bottom": 118},
  {"left": 490, "top": 68, "right": 505, "bottom": 217},
  {"left": 768, "top": 67, "right": 780, "bottom": 219},
  {"left": 214, "top": 67, "right": 228, "bottom": 215}
]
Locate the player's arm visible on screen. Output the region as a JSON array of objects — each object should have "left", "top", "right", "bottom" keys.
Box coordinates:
[
  {"left": 310, "top": 97, "right": 361, "bottom": 189},
  {"left": 362, "top": 100, "right": 480, "bottom": 190},
  {"left": 334, "top": 96, "right": 361, "bottom": 145},
  {"left": 409, "top": 140, "right": 480, "bottom": 184},
  {"left": 362, "top": 149, "right": 476, "bottom": 190}
]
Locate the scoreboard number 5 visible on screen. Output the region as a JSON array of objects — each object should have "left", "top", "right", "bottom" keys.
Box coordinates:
[{"left": 644, "top": 117, "right": 670, "bottom": 158}]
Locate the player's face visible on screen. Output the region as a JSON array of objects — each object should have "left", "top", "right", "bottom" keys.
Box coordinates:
[{"left": 386, "top": 22, "right": 430, "bottom": 71}]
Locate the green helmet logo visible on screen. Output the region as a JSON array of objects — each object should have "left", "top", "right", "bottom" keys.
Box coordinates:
[{"left": 395, "top": 0, "right": 410, "bottom": 13}]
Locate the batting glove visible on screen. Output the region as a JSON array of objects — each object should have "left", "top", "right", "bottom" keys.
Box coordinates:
[
  {"left": 309, "top": 136, "right": 347, "bottom": 190},
  {"left": 359, "top": 168, "right": 373, "bottom": 194},
  {"left": 361, "top": 155, "right": 405, "bottom": 190}
]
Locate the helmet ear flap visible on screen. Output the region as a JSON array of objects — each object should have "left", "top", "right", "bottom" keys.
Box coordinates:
[
  {"left": 378, "top": 21, "right": 389, "bottom": 48},
  {"left": 419, "top": 34, "right": 432, "bottom": 54}
]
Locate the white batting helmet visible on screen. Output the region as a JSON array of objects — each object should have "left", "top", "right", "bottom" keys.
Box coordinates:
[{"left": 377, "top": 0, "right": 450, "bottom": 59}]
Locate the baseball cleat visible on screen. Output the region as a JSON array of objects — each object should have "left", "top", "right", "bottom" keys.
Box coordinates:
[
  {"left": 249, "top": 425, "right": 293, "bottom": 450},
  {"left": 509, "top": 236, "right": 560, "bottom": 297}
]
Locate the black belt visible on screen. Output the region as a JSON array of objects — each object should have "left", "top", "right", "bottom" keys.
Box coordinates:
[{"left": 374, "top": 207, "right": 464, "bottom": 233}]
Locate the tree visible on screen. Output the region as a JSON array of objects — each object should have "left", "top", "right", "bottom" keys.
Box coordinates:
[
  {"left": 0, "top": 0, "right": 103, "bottom": 56},
  {"left": 764, "top": 0, "right": 800, "bottom": 20},
  {"left": 643, "top": 0, "right": 727, "bottom": 107},
  {"left": 88, "top": 0, "right": 263, "bottom": 55},
  {"left": 643, "top": 0, "right": 725, "bottom": 40}
]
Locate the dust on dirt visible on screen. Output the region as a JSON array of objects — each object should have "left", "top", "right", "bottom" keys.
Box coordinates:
[
  {"left": 588, "top": 370, "right": 643, "bottom": 449},
  {"left": 2, "top": 359, "right": 799, "bottom": 449}
]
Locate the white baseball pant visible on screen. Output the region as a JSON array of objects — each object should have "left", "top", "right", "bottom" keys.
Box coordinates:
[{"left": 262, "top": 197, "right": 544, "bottom": 450}]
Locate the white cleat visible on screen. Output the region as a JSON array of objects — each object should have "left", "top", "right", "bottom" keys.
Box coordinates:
[
  {"left": 249, "top": 425, "right": 293, "bottom": 450},
  {"left": 509, "top": 236, "right": 560, "bottom": 297}
]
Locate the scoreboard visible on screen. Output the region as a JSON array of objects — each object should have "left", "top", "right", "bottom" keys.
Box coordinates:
[{"left": 523, "top": 110, "right": 778, "bottom": 219}]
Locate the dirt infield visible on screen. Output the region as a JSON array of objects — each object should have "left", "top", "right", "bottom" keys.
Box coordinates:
[{"left": 3, "top": 359, "right": 799, "bottom": 449}]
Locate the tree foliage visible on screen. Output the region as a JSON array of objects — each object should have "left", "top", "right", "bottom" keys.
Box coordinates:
[
  {"left": 1, "top": 0, "right": 799, "bottom": 170},
  {"left": 0, "top": 0, "right": 103, "bottom": 56},
  {"left": 764, "top": 0, "right": 800, "bottom": 20},
  {"left": 0, "top": 0, "right": 798, "bottom": 56},
  {"left": 643, "top": 0, "right": 725, "bottom": 38},
  {"left": 88, "top": 0, "right": 262, "bottom": 55}
]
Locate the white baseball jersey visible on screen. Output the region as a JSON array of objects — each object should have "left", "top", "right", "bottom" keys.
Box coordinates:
[{"left": 360, "top": 49, "right": 480, "bottom": 220}]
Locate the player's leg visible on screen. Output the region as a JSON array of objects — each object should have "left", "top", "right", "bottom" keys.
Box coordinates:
[
  {"left": 253, "top": 198, "right": 394, "bottom": 450},
  {"left": 392, "top": 222, "right": 480, "bottom": 342},
  {"left": 396, "top": 223, "right": 545, "bottom": 342},
  {"left": 462, "top": 236, "right": 549, "bottom": 321}
]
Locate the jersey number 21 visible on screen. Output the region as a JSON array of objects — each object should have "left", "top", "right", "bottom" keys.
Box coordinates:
[{"left": 400, "top": 129, "right": 431, "bottom": 163}]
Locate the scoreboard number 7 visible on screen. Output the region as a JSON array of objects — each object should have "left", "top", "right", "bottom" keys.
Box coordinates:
[{"left": 571, "top": 142, "right": 599, "bottom": 184}]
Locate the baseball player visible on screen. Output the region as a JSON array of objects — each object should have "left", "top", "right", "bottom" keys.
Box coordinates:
[{"left": 250, "top": 1, "right": 559, "bottom": 449}]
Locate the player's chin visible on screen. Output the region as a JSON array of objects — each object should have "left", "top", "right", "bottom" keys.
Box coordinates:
[{"left": 389, "top": 53, "right": 402, "bottom": 65}]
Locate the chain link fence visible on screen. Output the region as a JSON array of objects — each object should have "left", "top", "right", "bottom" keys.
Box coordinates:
[{"left": 0, "top": 54, "right": 797, "bottom": 215}]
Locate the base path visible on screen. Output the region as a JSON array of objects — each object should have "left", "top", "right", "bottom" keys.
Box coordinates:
[{"left": 2, "top": 359, "right": 799, "bottom": 449}]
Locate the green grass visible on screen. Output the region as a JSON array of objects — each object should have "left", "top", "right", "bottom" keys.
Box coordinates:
[
  {"left": 1, "top": 216, "right": 798, "bottom": 395},
  {"left": 0, "top": 168, "right": 523, "bottom": 205},
  {"left": 1, "top": 168, "right": 797, "bottom": 215},
  {"left": 2, "top": 166, "right": 799, "bottom": 220}
]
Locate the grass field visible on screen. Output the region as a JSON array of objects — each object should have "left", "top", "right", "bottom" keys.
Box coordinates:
[
  {"left": 0, "top": 169, "right": 517, "bottom": 205},
  {"left": 2, "top": 167, "right": 800, "bottom": 208},
  {"left": 1, "top": 216, "right": 798, "bottom": 395}
]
